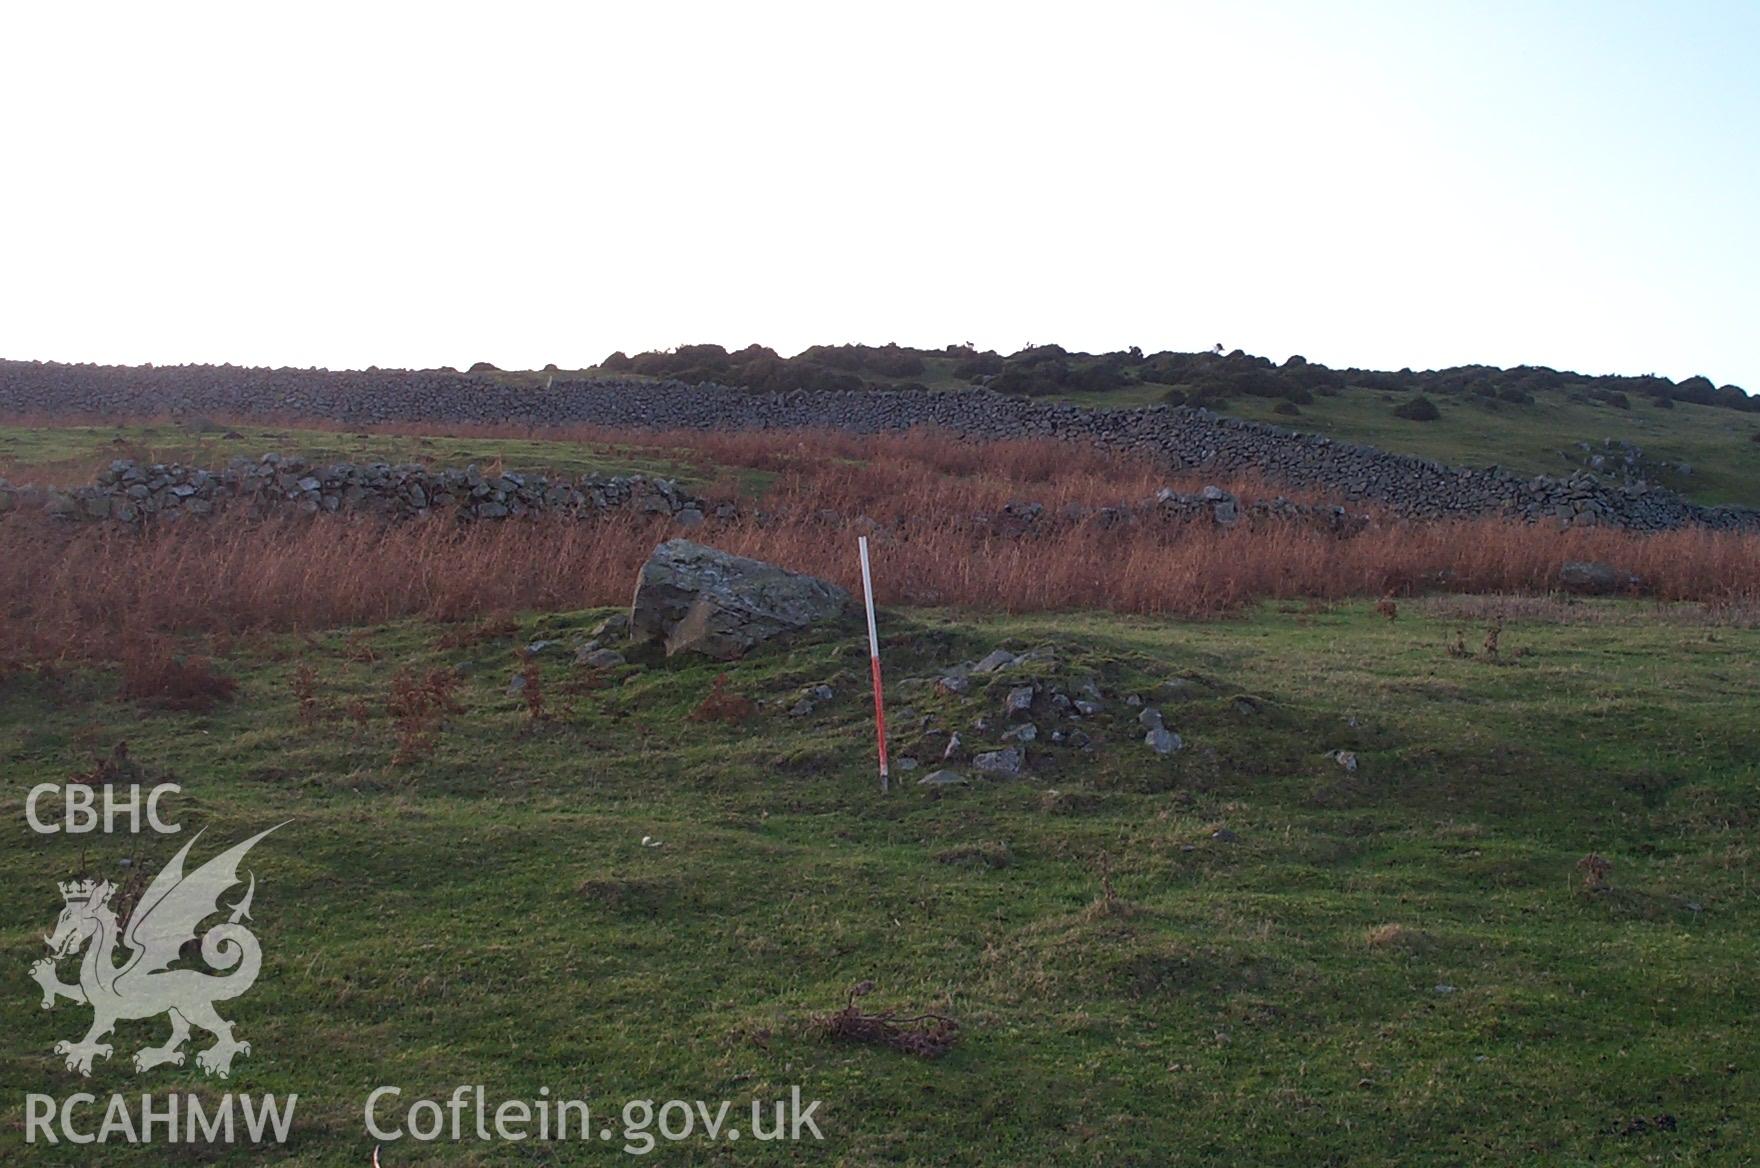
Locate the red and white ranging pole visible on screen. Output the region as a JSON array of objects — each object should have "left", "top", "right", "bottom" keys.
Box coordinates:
[{"left": 858, "top": 536, "right": 889, "bottom": 792}]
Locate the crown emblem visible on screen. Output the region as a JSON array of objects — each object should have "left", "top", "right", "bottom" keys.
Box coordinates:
[{"left": 58, "top": 879, "right": 103, "bottom": 904}]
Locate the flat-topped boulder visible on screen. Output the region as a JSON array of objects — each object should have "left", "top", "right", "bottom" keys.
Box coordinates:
[{"left": 630, "top": 540, "right": 851, "bottom": 659}]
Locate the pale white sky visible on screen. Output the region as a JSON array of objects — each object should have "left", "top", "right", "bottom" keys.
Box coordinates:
[{"left": 2, "top": 1, "right": 1755, "bottom": 389}]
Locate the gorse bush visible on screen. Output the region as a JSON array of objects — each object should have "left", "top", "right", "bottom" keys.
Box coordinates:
[
  {"left": 592, "top": 342, "right": 1755, "bottom": 412},
  {"left": 1393, "top": 396, "right": 1441, "bottom": 421},
  {"left": 600, "top": 342, "right": 929, "bottom": 394}
]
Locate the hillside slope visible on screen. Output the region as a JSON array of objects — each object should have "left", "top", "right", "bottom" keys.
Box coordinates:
[
  {"left": 1208, "top": 387, "right": 1760, "bottom": 508},
  {"left": 572, "top": 346, "right": 1760, "bottom": 508}
]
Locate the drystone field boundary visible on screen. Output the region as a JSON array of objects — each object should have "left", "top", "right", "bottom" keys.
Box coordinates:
[{"left": 2, "top": 360, "right": 1754, "bottom": 531}]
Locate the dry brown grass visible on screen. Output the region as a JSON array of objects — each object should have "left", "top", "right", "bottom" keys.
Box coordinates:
[
  {"left": 688, "top": 674, "right": 758, "bottom": 725},
  {"left": 114, "top": 634, "right": 238, "bottom": 711},
  {"left": 2, "top": 421, "right": 1758, "bottom": 668},
  {"left": 386, "top": 666, "right": 464, "bottom": 764},
  {"left": 1364, "top": 923, "right": 1429, "bottom": 950},
  {"left": 0, "top": 413, "right": 1356, "bottom": 511},
  {"left": 3, "top": 505, "right": 1758, "bottom": 669}
]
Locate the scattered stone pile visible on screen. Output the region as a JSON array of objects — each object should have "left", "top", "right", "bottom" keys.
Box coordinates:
[
  {"left": 884, "top": 646, "right": 1209, "bottom": 787},
  {"left": 1563, "top": 437, "right": 1696, "bottom": 486},
  {"left": 31, "top": 456, "right": 716, "bottom": 525},
  {"left": 2, "top": 359, "right": 1754, "bottom": 531}
]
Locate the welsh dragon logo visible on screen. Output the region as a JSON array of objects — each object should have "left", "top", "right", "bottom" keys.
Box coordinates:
[{"left": 29, "top": 825, "right": 284, "bottom": 1078}]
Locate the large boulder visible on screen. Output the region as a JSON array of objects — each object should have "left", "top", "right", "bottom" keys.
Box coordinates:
[{"left": 630, "top": 540, "right": 851, "bottom": 659}]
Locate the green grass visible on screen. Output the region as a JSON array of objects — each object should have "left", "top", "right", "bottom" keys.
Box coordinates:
[
  {"left": 1011, "top": 378, "right": 1760, "bottom": 508},
  {"left": 2, "top": 601, "right": 1755, "bottom": 1164},
  {"left": 595, "top": 356, "right": 1760, "bottom": 507},
  {"left": 0, "top": 421, "right": 773, "bottom": 494},
  {"left": 1220, "top": 387, "right": 1760, "bottom": 508},
  {"left": 12, "top": 368, "right": 1756, "bottom": 510}
]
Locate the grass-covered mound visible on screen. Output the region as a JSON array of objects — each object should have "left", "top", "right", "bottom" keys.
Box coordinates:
[{"left": 2, "top": 600, "right": 1755, "bottom": 1164}]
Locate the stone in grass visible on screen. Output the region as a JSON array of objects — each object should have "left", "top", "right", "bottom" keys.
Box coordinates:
[
  {"left": 942, "top": 732, "right": 964, "bottom": 761},
  {"left": 918, "top": 769, "right": 967, "bottom": 787},
  {"left": 793, "top": 685, "right": 837, "bottom": 715},
  {"left": 1005, "top": 685, "right": 1036, "bottom": 719},
  {"left": 895, "top": 756, "right": 919, "bottom": 772},
  {"left": 592, "top": 612, "right": 632, "bottom": 640},
  {"left": 936, "top": 674, "right": 970, "bottom": 695},
  {"left": 970, "top": 748, "right": 1024, "bottom": 778},
  {"left": 1137, "top": 706, "right": 1165, "bottom": 730},
  {"left": 1211, "top": 827, "right": 1240, "bottom": 843},
  {"left": 578, "top": 648, "right": 626, "bottom": 669},
  {"left": 971, "top": 649, "right": 1016, "bottom": 674},
  {"left": 1145, "top": 727, "right": 1184, "bottom": 755},
  {"left": 1331, "top": 750, "right": 1359, "bottom": 773},
  {"left": 1002, "top": 723, "right": 1038, "bottom": 744}
]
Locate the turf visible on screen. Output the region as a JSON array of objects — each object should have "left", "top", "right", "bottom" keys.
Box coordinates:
[
  {"left": 1219, "top": 387, "right": 1760, "bottom": 509},
  {"left": 9, "top": 370, "right": 1759, "bottom": 511},
  {"left": 2, "top": 601, "right": 1755, "bottom": 1165},
  {"left": 0, "top": 421, "right": 767, "bottom": 494},
  {"left": 562, "top": 354, "right": 1760, "bottom": 509},
  {"left": 1029, "top": 381, "right": 1760, "bottom": 509}
]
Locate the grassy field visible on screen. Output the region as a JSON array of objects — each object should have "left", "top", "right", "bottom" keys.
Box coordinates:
[
  {"left": 1220, "top": 387, "right": 1760, "bottom": 509},
  {"left": 10, "top": 362, "right": 1760, "bottom": 510},
  {"left": 3, "top": 599, "right": 1756, "bottom": 1165},
  {"left": 0, "top": 421, "right": 755, "bottom": 493},
  {"left": 561, "top": 355, "right": 1760, "bottom": 508},
  {"left": 1012, "top": 381, "right": 1760, "bottom": 509}
]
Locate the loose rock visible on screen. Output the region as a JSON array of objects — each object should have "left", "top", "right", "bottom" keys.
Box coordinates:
[
  {"left": 1145, "top": 727, "right": 1184, "bottom": 754},
  {"left": 971, "top": 748, "right": 1025, "bottom": 778},
  {"left": 972, "top": 649, "right": 1017, "bottom": 674}
]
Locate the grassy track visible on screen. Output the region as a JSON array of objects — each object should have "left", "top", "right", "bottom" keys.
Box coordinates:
[{"left": 2, "top": 601, "right": 1755, "bottom": 1164}]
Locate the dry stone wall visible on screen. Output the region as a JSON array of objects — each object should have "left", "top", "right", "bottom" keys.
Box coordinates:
[
  {"left": 17, "top": 455, "right": 718, "bottom": 526},
  {"left": 3, "top": 458, "right": 1369, "bottom": 541},
  {"left": 2, "top": 359, "right": 1753, "bottom": 531}
]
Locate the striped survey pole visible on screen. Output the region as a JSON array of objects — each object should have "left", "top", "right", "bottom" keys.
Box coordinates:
[{"left": 858, "top": 536, "right": 889, "bottom": 792}]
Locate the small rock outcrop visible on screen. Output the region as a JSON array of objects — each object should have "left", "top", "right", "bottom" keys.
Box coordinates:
[{"left": 630, "top": 540, "right": 851, "bottom": 659}]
